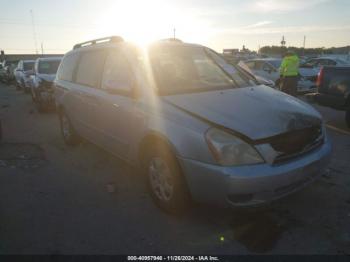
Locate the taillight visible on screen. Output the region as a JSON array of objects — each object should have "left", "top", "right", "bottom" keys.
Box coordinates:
[{"left": 316, "top": 67, "right": 324, "bottom": 87}]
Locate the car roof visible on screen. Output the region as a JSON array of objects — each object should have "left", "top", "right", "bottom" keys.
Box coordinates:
[{"left": 66, "top": 37, "right": 204, "bottom": 57}]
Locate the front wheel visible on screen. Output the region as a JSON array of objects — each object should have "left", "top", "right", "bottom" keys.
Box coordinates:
[
  {"left": 59, "top": 110, "right": 80, "bottom": 146},
  {"left": 143, "top": 142, "right": 191, "bottom": 214},
  {"left": 346, "top": 106, "right": 350, "bottom": 128}
]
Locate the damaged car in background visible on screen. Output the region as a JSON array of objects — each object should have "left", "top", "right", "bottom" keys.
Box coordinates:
[
  {"left": 55, "top": 36, "right": 332, "bottom": 213},
  {"left": 245, "top": 58, "right": 318, "bottom": 93},
  {"left": 30, "top": 57, "right": 62, "bottom": 112}
]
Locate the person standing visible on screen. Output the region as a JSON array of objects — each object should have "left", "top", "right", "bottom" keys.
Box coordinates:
[{"left": 279, "top": 51, "right": 300, "bottom": 96}]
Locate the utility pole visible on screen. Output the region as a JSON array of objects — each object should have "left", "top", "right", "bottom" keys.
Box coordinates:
[
  {"left": 302, "top": 35, "right": 306, "bottom": 56},
  {"left": 173, "top": 28, "right": 176, "bottom": 40},
  {"left": 30, "top": 10, "right": 39, "bottom": 54},
  {"left": 41, "top": 42, "right": 44, "bottom": 56},
  {"left": 281, "top": 36, "right": 286, "bottom": 47}
]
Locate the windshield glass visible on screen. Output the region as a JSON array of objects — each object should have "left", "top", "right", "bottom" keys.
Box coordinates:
[
  {"left": 148, "top": 45, "right": 250, "bottom": 95},
  {"left": 38, "top": 60, "right": 61, "bottom": 74},
  {"left": 23, "top": 62, "right": 34, "bottom": 71}
]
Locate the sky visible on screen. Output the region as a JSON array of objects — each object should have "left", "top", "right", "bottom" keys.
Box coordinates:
[{"left": 0, "top": 0, "right": 349, "bottom": 54}]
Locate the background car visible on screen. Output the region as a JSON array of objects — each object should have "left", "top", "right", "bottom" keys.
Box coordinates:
[
  {"left": 14, "top": 60, "right": 35, "bottom": 92},
  {"left": 245, "top": 58, "right": 317, "bottom": 93},
  {"left": 237, "top": 61, "right": 275, "bottom": 88},
  {"left": 30, "top": 57, "right": 62, "bottom": 112},
  {"left": 1, "top": 60, "right": 19, "bottom": 84},
  {"left": 0, "top": 62, "right": 6, "bottom": 83}
]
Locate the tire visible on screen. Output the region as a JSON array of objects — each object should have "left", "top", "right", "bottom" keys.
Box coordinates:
[
  {"left": 346, "top": 106, "right": 350, "bottom": 128},
  {"left": 59, "top": 110, "right": 80, "bottom": 146},
  {"left": 143, "top": 142, "right": 191, "bottom": 214}
]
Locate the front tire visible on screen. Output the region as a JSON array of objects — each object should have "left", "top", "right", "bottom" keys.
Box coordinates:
[
  {"left": 346, "top": 106, "right": 350, "bottom": 128},
  {"left": 143, "top": 142, "right": 191, "bottom": 214},
  {"left": 59, "top": 110, "right": 80, "bottom": 146}
]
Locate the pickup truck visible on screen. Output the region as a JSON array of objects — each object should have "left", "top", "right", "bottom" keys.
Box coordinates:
[{"left": 311, "top": 66, "right": 350, "bottom": 127}]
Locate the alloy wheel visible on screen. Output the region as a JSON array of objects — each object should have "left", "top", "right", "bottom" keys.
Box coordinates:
[{"left": 148, "top": 157, "right": 174, "bottom": 202}]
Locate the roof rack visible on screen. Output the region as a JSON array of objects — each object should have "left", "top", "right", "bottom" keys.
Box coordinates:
[{"left": 73, "top": 36, "right": 124, "bottom": 50}]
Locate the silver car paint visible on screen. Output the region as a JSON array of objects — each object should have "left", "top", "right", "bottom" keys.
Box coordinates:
[
  {"left": 55, "top": 42, "right": 331, "bottom": 207},
  {"left": 163, "top": 85, "right": 322, "bottom": 140}
]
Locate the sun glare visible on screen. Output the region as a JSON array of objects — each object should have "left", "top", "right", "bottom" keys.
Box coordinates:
[{"left": 88, "top": 0, "right": 214, "bottom": 47}]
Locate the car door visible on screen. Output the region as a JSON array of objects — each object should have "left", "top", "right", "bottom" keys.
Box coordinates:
[
  {"left": 72, "top": 49, "right": 107, "bottom": 142},
  {"left": 92, "top": 49, "right": 140, "bottom": 160}
]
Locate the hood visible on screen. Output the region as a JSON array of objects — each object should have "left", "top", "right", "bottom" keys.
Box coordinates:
[
  {"left": 37, "top": 74, "right": 56, "bottom": 82},
  {"left": 163, "top": 85, "right": 322, "bottom": 140}
]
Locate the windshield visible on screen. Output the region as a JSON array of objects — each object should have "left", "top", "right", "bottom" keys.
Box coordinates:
[
  {"left": 23, "top": 62, "right": 34, "bottom": 71},
  {"left": 38, "top": 60, "right": 61, "bottom": 74},
  {"left": 148, "top": 45, "right": 250, "bottom": 95},
  {"left": 268, "top": 60, "right": 282, "bottom": 69}
]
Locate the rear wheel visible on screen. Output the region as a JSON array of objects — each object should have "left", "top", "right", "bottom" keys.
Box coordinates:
[
  {"left": 59, "top": 110, "right": 80, "bottom": 146},
  {"left": 143, "top": 142, "right": 191, "bottom": 214},
  {"left": 346, "top": 106, "right": 350, "bottom": 128}
]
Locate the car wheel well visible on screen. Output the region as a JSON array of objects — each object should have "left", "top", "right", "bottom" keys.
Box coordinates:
[{"left": 138, "top": 134, "right": 177, "bottom": 166}]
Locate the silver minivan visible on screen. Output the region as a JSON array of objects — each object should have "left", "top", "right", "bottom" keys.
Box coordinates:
[{"left": 54, "top": 36, "right": 332, "bottom": 213}]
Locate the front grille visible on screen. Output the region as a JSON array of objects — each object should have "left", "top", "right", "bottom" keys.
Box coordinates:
[{"left": 271, "top": 125, "right": 324, "bottom": 164}]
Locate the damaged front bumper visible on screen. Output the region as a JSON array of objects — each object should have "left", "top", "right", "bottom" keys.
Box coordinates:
[{"left": 179, "top": 137, "right": 332, "bottom": 207}]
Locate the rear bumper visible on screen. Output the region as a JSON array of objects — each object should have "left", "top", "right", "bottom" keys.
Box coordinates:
[{"left": 179, "top": 138, "right": 332, "bottom": 207}]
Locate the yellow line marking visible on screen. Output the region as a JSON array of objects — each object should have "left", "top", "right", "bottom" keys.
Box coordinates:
[{"left": 326, "top": 124, "right": 350, "bottom": 136}]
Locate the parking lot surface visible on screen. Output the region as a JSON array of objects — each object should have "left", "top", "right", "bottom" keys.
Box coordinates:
[{"left": 0, "top": 83, "right": 349, "bottom": 254}]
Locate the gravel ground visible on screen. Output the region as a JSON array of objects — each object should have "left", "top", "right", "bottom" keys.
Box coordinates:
[{"left": 0, "top": 83, "right": 349, "bottom": 255}]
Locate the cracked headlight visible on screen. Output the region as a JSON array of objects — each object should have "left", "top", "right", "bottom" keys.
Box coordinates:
[{"left": 205, "top": 128, "right": 264, "bottom": 166}]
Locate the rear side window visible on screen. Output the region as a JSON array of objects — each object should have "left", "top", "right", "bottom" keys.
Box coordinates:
[
  {"left": 101, "top": 51, "right": 133, "bottom": 94},
  {"left": 57, "top": 53, "right": 79, "bottom": 82},
  {"left": 76, "top": 50, "right": 106, "bottom": 88}
]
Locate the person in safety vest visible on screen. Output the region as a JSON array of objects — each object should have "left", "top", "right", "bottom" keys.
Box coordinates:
[{"left": 279, "top": 51, "right": 300, "bottom": 96}]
